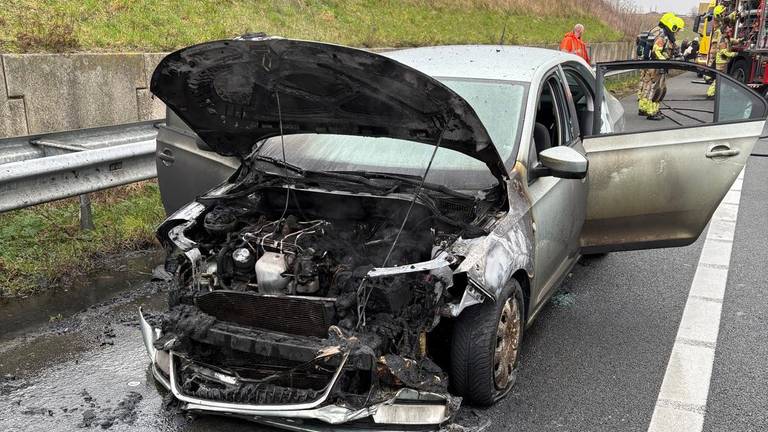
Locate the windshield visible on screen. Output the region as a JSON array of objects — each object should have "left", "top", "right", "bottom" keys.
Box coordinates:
[{"left": 255, "top": 79, "right": 528, "bottom": 191}]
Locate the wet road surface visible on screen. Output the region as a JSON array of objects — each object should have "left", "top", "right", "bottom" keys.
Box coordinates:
[{"left": 2, "top": 75, "right": 767, "bottom": 432}]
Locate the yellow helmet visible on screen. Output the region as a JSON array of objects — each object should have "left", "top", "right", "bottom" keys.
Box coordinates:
[
  {"left": 673, "top": 17, "right": 686, "bottom": 32},
  {"left": 660, "top": 12, "right": 685, "bottom": 32},
  {"left": 714, "top": 5, "right": 727, "bottom": 17}
]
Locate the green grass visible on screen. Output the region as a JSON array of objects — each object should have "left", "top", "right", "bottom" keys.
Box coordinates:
[
  {"left": 0, "top": 0, "right": 623, "bottom": 52},
  {"left": 605, "top": 71, "right": 640, "bottom": 98},
  {"left": 0, "top": 1, "right": 627, "bottom": 297},
  {"left": 0, "top": 182, "right": 165, "bottom": 297}
]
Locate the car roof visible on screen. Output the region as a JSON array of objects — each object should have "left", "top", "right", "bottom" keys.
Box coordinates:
[{"left": 382, "top": 45, "right": 586, "bottom": 83}]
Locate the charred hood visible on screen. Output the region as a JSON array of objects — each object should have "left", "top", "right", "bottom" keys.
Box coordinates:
[{"left": 150, "top": 37, "right": 507, "bottom": 180}]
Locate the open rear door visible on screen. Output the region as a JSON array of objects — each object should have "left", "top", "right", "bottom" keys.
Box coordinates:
[{"left": 581, "top": 60, "right": 767, "bottom": 253}]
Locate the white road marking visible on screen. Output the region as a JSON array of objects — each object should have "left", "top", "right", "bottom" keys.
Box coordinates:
[{"left": 647, "top": 168, "right": 744, "bottom": 432}]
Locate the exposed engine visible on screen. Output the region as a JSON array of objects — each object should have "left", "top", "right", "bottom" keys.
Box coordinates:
[
  {"left": 156, "top": 186, "right": 485, "bottom": 407},
  {"left": 178, "top": 192, "right": 452, "bottom": 328},
  {"left": 162, "top": 185, "right": 481, "bottom": 343},
  {"left": 199, "top": 205, "right": 433, "bottom": 297}
]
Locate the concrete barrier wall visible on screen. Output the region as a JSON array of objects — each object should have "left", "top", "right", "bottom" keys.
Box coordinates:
[{"left": 0, "top": 42, "right": 633, "bottom": 139}]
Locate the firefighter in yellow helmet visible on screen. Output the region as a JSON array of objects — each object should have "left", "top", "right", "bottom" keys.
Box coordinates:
[
  {"left": 707, "top": 39, "right": 736, "bottom": 97},
  {"left": 708, "top": 4, "right": 737, "bottom": 60},
  {"left": 637, "top": 12, "right": 685, "bottom": 120}
]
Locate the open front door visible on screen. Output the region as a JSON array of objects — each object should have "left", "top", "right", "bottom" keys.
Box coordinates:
[{"left": 581, "top": 60, "right": 767, "bottom": 253}]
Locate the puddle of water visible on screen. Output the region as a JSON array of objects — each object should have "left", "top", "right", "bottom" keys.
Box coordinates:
[{"left": 0, "top": 250, "right": 164, "bottom": 341}]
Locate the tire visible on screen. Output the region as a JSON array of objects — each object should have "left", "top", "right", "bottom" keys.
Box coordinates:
[
  {"left": 731, "top": 59, "right": 748, "bottom": 84},
  {"left": 450, "top": 279, "right": 524, "bottom": 406}
]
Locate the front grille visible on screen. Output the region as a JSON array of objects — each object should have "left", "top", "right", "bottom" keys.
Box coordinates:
[
  {"left": 195, "top": 290, "right": 335, "bottom": 337},
  {"left": 176, "top": 356, "right": 326, "bottom": 405}
]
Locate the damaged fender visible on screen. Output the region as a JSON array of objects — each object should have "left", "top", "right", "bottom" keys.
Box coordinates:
[{"left": 452, "top": 165, "right": 534, "bottom": 301}]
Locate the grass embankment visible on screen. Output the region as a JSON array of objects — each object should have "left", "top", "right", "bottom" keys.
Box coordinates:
[
  {"left": 0, "top": 182, "right": 165, "bottom": 297},
  {"left": 0, "top": 0, "right": 628, "bottom": 52},
  {"left": 0, "top": 0, "right": 636, "bottom": 297},
  {"left": 605, "top": 72, "right": 640, "bottom": 98}
]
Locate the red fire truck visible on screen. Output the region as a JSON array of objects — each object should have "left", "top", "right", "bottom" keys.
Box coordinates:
[{"left": 695, "top": 0, "right": 768, "bottom": 97}]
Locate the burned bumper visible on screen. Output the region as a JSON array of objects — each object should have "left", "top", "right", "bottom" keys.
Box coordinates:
[{"left": 139, "top": 309, "right": 457, "bottom": 429}]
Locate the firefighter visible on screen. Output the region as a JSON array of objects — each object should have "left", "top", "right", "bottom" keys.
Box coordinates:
[
  {"left": 708, "top": 5, "right": 727, "bottom": 65},
  {"left": 708, "top": 4, "right": 737, "bottom": 65},
  {"left": 637, "top": 12, "right": 685, "bottom": 120},
  {"left": 707, "top": 39, "right": 737, "bottom": 97},
  {"left": 684, "top": 38, "right": 700, "bottom": 62}
]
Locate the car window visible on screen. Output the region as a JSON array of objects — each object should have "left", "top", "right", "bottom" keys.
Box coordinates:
[
  {"left": 529, "top": 75, "right": 570, "bottom": 178},
  {"left": 550, "top": 73, "right": 577, "bottom": 144},
  {"left": 255, "top": 135, "right": 496, "bottom": 191},
  {"left": 717, "top": 77, "right": 765, "bottom": 122},
  {"left": 253, "top": 79, "right": 528, "bottom": 191},
  {"left": 534, "top": 79, "right": 562, "bottom": 147},
  {"left": 593, "top": 62, "right": 768, "bottom": 137},
  {"left": 441, "top": 78, "right": 528, "bottom": 160},
  {"left": 563, "top": 68, "right": 595, "bottom": 136}
]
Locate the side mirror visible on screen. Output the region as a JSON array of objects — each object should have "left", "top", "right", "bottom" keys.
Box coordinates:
[{"left": 531, "top": 146, "right": 588, "bottom": 179}]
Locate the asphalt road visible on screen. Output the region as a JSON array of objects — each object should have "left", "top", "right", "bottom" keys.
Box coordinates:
[{"left": 1, "top": 73, "right": 766, "bottom": 432}]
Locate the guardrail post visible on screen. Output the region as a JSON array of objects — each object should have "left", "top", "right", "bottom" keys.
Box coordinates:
[{"left": 79, "top": 194, "right": 95, "bottom": 230}]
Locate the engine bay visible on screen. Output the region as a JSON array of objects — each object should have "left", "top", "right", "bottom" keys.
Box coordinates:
[
  {"left": 167, "top": 185, "right": 476, "bottom": 330},
  {"left": 154, "top": 183, "right": 494, "bottom": 404}
]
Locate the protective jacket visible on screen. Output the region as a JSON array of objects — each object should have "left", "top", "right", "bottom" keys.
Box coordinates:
[
  {"left": 652, "top": 42, "right": 668, "bottom": 60},
  {"left": 560, "top": 32, "right": 590, "bottom": 63},
  {"left": 637, "top": 13, "right": 682, "bottom": 60},
  {"left": 715, "top": 48, "right": 736, "bottom": 72}
]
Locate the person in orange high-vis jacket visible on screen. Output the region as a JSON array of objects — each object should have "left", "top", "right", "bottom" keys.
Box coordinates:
[{"left": 560, "top": 24, "right": 591, "bottom": 64}]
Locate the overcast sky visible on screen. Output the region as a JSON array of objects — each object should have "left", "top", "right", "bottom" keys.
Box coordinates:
[{"left": 634, "top": 0, "right": 702, "bottom": 15}]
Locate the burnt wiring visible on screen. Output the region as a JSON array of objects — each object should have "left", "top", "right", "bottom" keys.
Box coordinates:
[
  {"left": 381, "top": 120, "right": 449, "bottom": 268},
  {"left": 355, "top": 116, "right": 450, "bottom": 330}
]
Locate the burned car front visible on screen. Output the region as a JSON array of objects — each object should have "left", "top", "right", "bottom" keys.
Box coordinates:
[{"left": 140, "top": 38, "right": 530, "bottom": 429}]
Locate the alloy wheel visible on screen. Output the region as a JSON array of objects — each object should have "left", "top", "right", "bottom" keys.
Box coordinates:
[{"left": 494, "top": 297, "right": 522, "bottom": 390}]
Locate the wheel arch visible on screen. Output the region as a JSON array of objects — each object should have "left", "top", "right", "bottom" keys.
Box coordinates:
[
  {"left": 729, "top": 55, "right": 751, "bottom": 82},
  {"left": 511, "top": 269, "right": 531, "bottom": 323}
]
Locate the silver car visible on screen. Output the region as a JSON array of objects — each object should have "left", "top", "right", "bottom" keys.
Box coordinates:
[{"left": 140, "top": 37, "right": 765, "bottom": 430}]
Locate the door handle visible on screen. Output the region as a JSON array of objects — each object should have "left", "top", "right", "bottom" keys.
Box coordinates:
[
  {"left": 158, "top": 148, "right": 175, "bottom": 166},
  {"left": 705, "top": 145, "right": 740, "bottom": 159}
]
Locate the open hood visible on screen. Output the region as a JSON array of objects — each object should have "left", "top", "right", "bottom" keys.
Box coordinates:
[{"left": 150, "top": 37, "right": 507, "bottom": 180}]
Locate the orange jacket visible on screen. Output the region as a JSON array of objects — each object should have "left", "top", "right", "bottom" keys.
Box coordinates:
[{"left": 560, "top": 32, "right": 590, "bottom": 64}]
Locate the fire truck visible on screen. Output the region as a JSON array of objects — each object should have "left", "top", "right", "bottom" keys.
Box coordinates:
[{"left": 694, "top": 0, "right": 768, "bottom": 97}]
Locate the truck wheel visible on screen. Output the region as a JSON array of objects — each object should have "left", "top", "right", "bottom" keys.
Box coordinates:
[
  {"left": 731, "top": 59, "right": 748, "bottom": 83},
  {"left": 450, "top": 279, "right": 524, "bottom": 406}
]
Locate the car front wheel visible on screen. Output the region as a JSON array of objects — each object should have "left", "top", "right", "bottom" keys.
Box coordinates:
[{"left": 450, "top": 279, "right": 524, "bottom": 405}]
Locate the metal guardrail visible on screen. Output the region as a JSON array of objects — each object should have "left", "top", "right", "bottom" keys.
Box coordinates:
[{"left": 0, "top": 121, "right": 161, "bottom": 212}]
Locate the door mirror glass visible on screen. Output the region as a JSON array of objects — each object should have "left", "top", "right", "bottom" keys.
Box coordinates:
[{"left": 534, "top": 146, "right": 588, "bottom": 179}]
